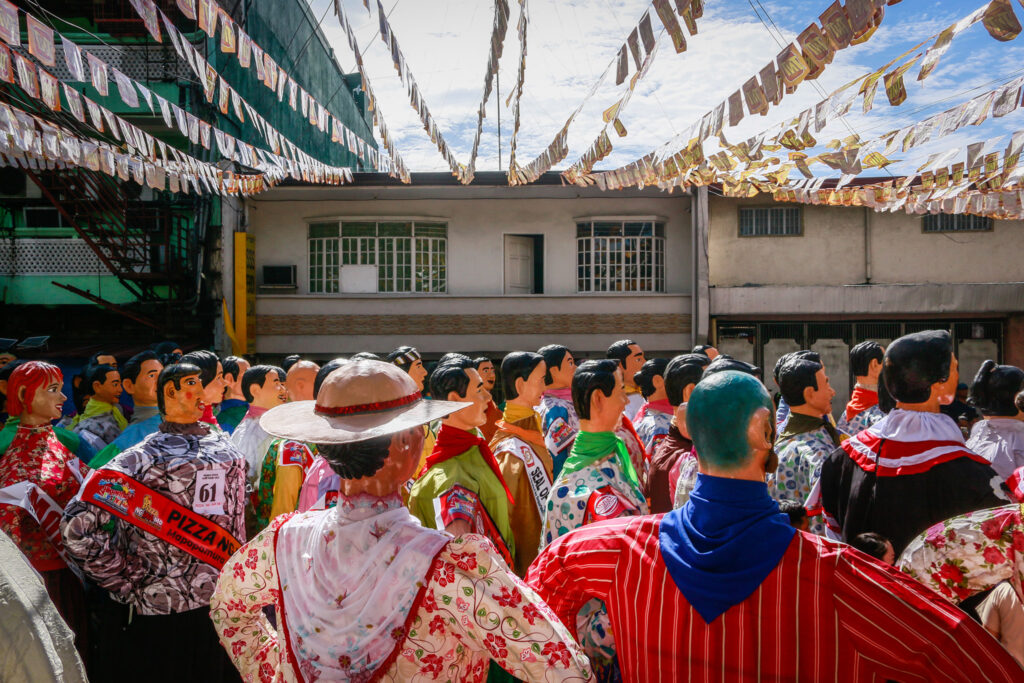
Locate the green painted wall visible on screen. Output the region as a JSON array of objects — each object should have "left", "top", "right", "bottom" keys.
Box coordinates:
[{"left": 1, "top": 275, "right": 138, "bottom": 305}]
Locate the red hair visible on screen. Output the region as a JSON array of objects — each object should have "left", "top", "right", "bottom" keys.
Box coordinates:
[{"left": 6, "top": 361, "right": 63, "bottom": 416}]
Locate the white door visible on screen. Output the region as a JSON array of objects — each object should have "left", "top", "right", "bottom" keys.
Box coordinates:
[{"left": 504, "top": 236, "right": 534, "bottom": 294}]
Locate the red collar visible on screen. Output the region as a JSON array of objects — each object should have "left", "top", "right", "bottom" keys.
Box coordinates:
[
  {"left": 845, "top": 386, "right": 879, "bottom": 422},
  {"left": 424, "top": 424, "right": 514, "bottom": 504}
]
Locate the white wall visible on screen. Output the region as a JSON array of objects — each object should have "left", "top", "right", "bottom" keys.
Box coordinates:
[
  {"left": 247, "top": 184, "right": 692, "bottom": 297},
  {"left": 708, "top": 194, "right": 1024, "bottom": 287}
]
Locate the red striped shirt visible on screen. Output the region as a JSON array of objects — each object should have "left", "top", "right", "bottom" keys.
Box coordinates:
[{"left": 526, "top": 515, "right": 1022, "bottom": 682}]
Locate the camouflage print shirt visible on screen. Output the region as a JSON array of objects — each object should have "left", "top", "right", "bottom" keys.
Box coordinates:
[{"left": 61, "top": 422, "right": 247, "bottom": 615}]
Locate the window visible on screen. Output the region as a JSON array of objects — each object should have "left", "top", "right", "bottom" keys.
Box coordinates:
[
  {"left": 922, "top": 214, "right": 992, "bottom": 233},
  {"left": 307, "top": 220, "right": 447, "bottom": 294},
  {"left": 24, "top": 206, "right": 64, "bottom": 229},
  {"left": 738, "top": 206, "right": 802, "bottom": 237},
  {"left": 576, "top": 220, "right": 664, "bottom": 293}
]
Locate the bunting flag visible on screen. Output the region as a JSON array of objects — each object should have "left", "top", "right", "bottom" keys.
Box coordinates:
[
  {"left": 511, "top": 0, "right": 706, "bottom": 186},
  {"left": 462, "top": 0, "right": 511, "bottom": 183},
  {"left": 507, "top": 0, "right": 529, "bottom": 184}
]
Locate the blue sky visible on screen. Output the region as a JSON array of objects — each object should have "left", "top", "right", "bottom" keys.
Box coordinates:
[{"left": 315, "top": 0, "right": 1024, "bottom": 179}]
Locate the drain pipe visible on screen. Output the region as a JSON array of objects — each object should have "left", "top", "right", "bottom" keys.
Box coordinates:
[{"left": 863, "top": 206, "right": 872, "bottom": 284}]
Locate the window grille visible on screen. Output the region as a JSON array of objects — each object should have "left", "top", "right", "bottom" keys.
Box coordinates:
[
  {"left": 922, "top": 214, "right": 992, "bottom": 233},
  {"left": 576, "top": 220, "right": 665, "bottom": 293},
  {"left": 738, "top": 207, "right": 802, "bottom": 236}
]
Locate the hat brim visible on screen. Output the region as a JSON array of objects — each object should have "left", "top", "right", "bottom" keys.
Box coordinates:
[{"left": 259, "top": 397, "right": 470, "bottom": 445}]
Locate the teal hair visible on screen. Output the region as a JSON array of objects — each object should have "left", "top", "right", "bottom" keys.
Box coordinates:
[{"left": 686, "top": 370, "right": 773, "bottom": 470}]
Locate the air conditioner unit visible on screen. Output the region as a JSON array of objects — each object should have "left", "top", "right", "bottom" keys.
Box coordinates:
[{"left": 259, "top": 264, "right": 297, "bottom": 293}]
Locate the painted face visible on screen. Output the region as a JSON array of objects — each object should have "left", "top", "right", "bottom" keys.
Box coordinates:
[
  {"left": 704, "top": 347, "right": 719, "bottom": 360},
  {"left": 450, "top": 368, "right": 491, "bottom": 429},
  {"left": 165, "top": 373, "right": 205, "bottom": 422},
  {"left": 882, "top": 541, "right": 896, "bottom": 566},
  {"left": 516, "top": 361, "right": 547, "bottom": 407},
  {"left": 591, "top": 368, "right": 628, "bottom": 430},
  {"left": 476, "top": 361, "right": 496, "bottom": 391},
  {"left": 0, "top": 353, "right": 16, "bottom": 367},
  {"left": 228, "top": 359, "right": 250, "bottom": 394},
  {"left": 805, "top": 368, "right": 835, "bottom": 415},
  {"left": 624, "top": 344, "right": 646, "bottom": 385},
  {"left": 550, "top": 352, "right": 576, "bottom": 388},
  {"left": 252, "top": 371, "right": 287, "bottom": 409},
  {"left": 937, "top": 354, "right": 959, "bottom": 406},
  {"left": 127, "top": 359, "right": 163, "bottom": 406},
  {"left": 27, "top": 378, "right": 65, "bottom": 422},
  {"left": 202, "top": 362, "right": 226, "bottom": 405},
  {"left": 408, "top": 358, "right": 428, "bottom": 392},
  {"left": 92, "top": 370, "right": 123, "bottom": 404}
]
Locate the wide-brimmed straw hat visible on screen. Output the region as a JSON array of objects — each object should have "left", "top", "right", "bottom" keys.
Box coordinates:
[{"left": 260, "top": 359, "right": 468, "bottom": 444}]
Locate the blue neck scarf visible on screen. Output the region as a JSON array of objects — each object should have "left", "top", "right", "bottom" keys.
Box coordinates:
[{"left": 659, "top": 473, "right": 796, "bottom": 623}]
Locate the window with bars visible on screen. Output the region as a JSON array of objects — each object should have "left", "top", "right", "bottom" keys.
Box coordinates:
[
  {"left": 738, "top": 206, "right": 802, "bottom": 237},
  {"left": 922, "top": 214, "right": 993, "bottom": 233},
  {"left": 307, "top": 221, "right": 447, "bottom": 293},
  {"left": 576, "top": 220, "right": 665, "bottom": 293}
]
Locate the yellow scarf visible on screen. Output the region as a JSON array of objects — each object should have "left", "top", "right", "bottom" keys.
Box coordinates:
[
  {"left": 71, "top": 398, "right": 128, "bottom": 431},
  {"left": 495, "top": 402, "right": 546, "bottom": 450},
  {"left": 625, "top": 384, "right": 643, "bottom": 396},
  {"left": 502, "top": 402, "right": 541, "bottom": 432}
]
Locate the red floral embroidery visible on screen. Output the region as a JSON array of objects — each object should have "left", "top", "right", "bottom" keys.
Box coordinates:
[
  {"left": 495, "top": 586, "right": 521, "bottom": 608},
  {"left": 450, "top": 550, "right": 478, "bottom": 571},
  {"left": 245, "top": 547, "right": 260, "bottom": 569},
  {"left": 337, "top": 655, "right": 351, "bottom": 668},
  {"left": 259, "top": 661, "right": 274, "bottom": 682},
  {"left": 232, "top": 562, "right": 246, "bottom": 580},
  {"left": 981, "top": 516, "right": 1006, "bottom": 541},
  {"left": 422, "top": 589, "right": 438, "bottom": 612},
  {"left": 231, "top": 640, "right": 246, "bottom": 656},
  {"left": 428, "top": 614, "right": 446, "bottom": 635},
  {"left": 390, "top": 625, "right": 407, "bottom": 641},
  {"left": 433, "top": 562, "right": 455, "bottom": 587},
  {"left": 542, "top": 641, "right": 571, "bottom": 668},
  {"left": 421, "top": 653, "right": 444, "bottom": 677},
  {"left": 1013, "top": 529, "right": 1024, "bottom": 552},
  {"left": 484, "top": 633, "right": 508, "bottom": 660},
  {"left": 468, "top": 658, "right": 488, "bottom": 683},
  {"left": 521, "top": 602, "right": 541, "bottom": 625},
  {"left": 222, "top": 627, "right": 237, "bottom": 638}
]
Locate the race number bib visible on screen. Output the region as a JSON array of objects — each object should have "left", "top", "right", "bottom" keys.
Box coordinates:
[{"left": 193, "top": 470, "right": 227, "bottom": 515}]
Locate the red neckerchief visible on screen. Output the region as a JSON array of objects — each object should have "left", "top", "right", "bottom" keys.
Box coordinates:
[
  {"left": 635, "top": 398, "right": 673, "bottom": 424},
  {"left": 423, "top": 424, "right": 515, "bottom": 504},
  {"left": 200, "top": 404, "right": 217, "bottom": 425},
  {"left": 845, "top": 386, "right": 879, "bottom": 422},
  {"left": 619, "top": 414, "right": 648, "bottom": 461}
]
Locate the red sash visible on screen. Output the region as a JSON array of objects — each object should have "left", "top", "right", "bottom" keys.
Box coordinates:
[{"left": 81, "top": 469, "right": 241, "bottom": 569}]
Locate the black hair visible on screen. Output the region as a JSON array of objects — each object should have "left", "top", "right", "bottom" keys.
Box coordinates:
[
  {"left": 438, "top": 352, "right": 473, "bottom": 366},
  {"left": 572, "top": 359, "right": 620, "bottom": 420},
  {"left": 538, "top": 345, "right": 571, "bottom": 385},
  {"left": 221, "top": 356, "right": 246, "bottom": 383},
  {"left": 179, "top": 350, "right": 219, "bottom": 388},
  {"left": 850, "top": 532, "right": 891, "bottom": 561},
  {"left": 156, "top": 362, "right": 201, "bottom": 414},
  {"left": 634, "top": 358, "right": 669, "bottom": 399},
  {"left": 883, "top": 330, "right": 953, "bottom": 404},
  {"left": 121, "top": 351, "right": 159, "bottom": 384},
  {"left": 313, "top": 358, "right": 349, "bottom": 399},
  {"left": 86, "top": 364, "right": 118, "bottom": 392},
  {"left": 317, "top": 434, "right": 393, "bottom": 479},
  {"left": 773, "top": 350, "right": 821, "bottom": 385},
  {"left": 877, "top": 368, "right": 896, "bottom": 414},
  {"left": 702, "top": 355, "right": 761, "bottom": 381},
  {"left": 282, "top": 355, "right": 302, "bottom": 373},
  {"left": 606, "top": 339, "right": 638, "bottom": 368},
  {"left": 664, "top": 354, "right": 710, "bottom": 407},
  {"left": 88, "top": 351, "right": 116, "bottom": 366},
  {"left": 152, "top": 341, "right": 180, "bottom": 355},
  {"left": 473, "top": 356, "right": 492, "bottom": 368},
  {"left": 350, "top": 352, "right": 381, "bottom": 361},
  {"left": 969, "top": 360, "right": 1024, "bottom": 416},
  {"left": 501, "top": 351, "right": 545, "bottom": 400},
  {"left": 241, "top": 365, "right": 285, "bottom": 403},
  {"left": 778, "top": 357, "right": 824, "bottom": 407},
  {"left": 692, "top": 344, "right": 715, "bottom": 357},
  {"left": 777, "top": 500, "right": 807, "bottom": 527},
  {"left": 386, "top": 346, "right": 422, "bottom": 370},
  {"left": 430, "top": 361, "right": 474, "bottom": 400},
  {"left": 1016, "top": 389, "right": 1024, "bottom": 414},
  {"left": 850, "top": 341, "right": 885, "bottom": 378}
]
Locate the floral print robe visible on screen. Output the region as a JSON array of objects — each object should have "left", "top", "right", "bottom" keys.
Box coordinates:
[
  {"left": 210, "top": 497, "right": 593, "bottom": 683},
  {"left": 768, "top": 425, "right": 837, "bottom": 535}
]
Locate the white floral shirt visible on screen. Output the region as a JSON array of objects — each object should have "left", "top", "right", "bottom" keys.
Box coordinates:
[
  {"left": 837, "top": 404, "right": 885, "bottom": 437},
  {"left": 768, "top": 424, "right": 837, "bottom": 535}
]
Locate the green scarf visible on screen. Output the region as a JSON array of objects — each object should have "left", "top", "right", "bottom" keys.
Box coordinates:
[
  {"left": 779, "top": 411, "right": 840, "bottom": 447},
  {"left": 561, "top": 430, "right": 643, "bottom": 499},
  {"left": 71, "top": 398, "right": 128, "bottom": 431}
]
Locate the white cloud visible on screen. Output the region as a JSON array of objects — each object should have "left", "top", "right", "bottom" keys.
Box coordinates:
[{"left": 314, "top": 0, "right": 1024, "bottom": 180}]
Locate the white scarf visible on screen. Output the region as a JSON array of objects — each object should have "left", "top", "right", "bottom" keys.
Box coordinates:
[{"left": 276, "top": 494, "right": 450, "bottom": 680}]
